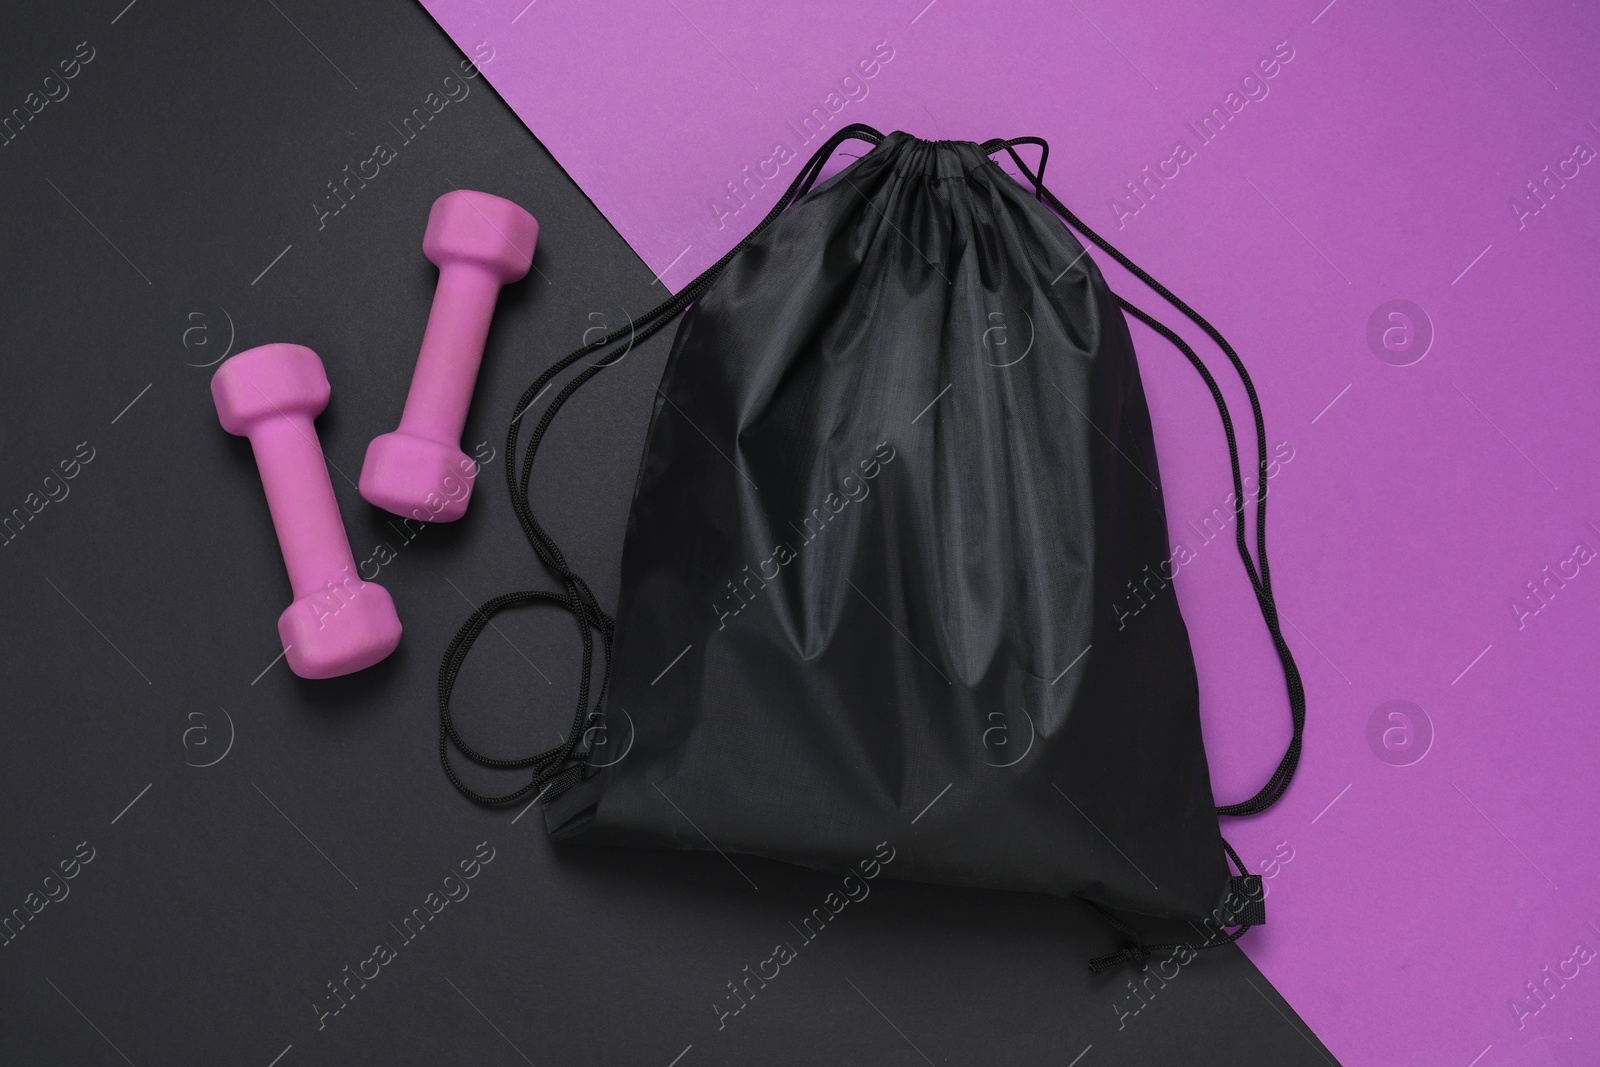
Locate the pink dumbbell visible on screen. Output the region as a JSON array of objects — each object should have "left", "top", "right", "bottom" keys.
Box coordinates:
[
  {"left": 212, "top": 344, "right": 403, "bottom": 679},
  {"left": 359, "top": 190, "right": 538, "bottom": 522}
]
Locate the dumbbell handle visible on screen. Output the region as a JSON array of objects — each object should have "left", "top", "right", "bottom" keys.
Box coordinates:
[
  {"left": 399, "top": 262, "right": 501, "bottom": 443},
  {"left": 247, "top": 414, "right": 359, "bottom": 598}
]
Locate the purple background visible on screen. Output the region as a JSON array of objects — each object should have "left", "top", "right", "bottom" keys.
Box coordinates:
[{"left": 420, "top": 0, "right": 1600, "bottom": 1062}]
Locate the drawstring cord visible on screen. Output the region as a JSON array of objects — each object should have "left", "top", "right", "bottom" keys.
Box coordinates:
[
  {"left": 984, "top": 135, "right": 1305, "bottom": 817},
  {"left": 438, "top": 124, "right": 887, "bottom": 807},
  {"left": 1085, "top": 840, "right": 1256, "bottom": 973},
  {"left": 982, "top": 134, "right": 1305, "bottom": 969},
  {"left": 437, "top": 126, "right": 1301, "bottom": 972}
]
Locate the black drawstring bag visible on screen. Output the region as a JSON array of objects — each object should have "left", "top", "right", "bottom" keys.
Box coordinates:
[{"left": 439, "top": 126, "right": 1305, "bottom": 971}]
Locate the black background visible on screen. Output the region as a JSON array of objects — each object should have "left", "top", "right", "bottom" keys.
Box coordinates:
[{"left": 0, "top": 2, "right": 1338, "bottom": 1064}]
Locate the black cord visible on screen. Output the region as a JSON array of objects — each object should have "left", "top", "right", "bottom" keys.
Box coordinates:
[
  {"left": 437, "top": 129, "right": 1302, "bottom": 974},
  {"left": 438, "top": 124, "right": 888, "bottom": 807},
  {"left": 982, "top": 135, "right": 1305, "bottom": 819},
  {"left": 982, "top": 135, "right": 1304, "bottom": 969},
  {"left": 1085, "top": 839, "right": 1254, "bottom": 973}
]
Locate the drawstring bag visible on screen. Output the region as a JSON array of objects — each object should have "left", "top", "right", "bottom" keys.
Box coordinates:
[{"left": 438, "top": 125, "right": 1305, "bottom": 970}]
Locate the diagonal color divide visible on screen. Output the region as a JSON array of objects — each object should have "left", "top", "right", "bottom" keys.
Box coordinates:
[{"left": 346, "top": 2, "right": 1600, "bottom": 1061}]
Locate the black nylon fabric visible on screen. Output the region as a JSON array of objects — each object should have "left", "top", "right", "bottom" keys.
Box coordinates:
[{"left": 544, "top": 132, "right": 1230, "bottom": 924}]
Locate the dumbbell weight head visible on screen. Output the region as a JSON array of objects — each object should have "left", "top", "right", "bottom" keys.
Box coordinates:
[
  {"left": 358, "top": 430, "right": 478, "bottom": 523},
  {"left": 213, "top": 344, "right": 403, "bottom": 679},
  {"left": 422, "top": 189, "right": 539, "bottom": 283},
  {"left": 212, "top": 340, "right": 330, "bottom": 435}
]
